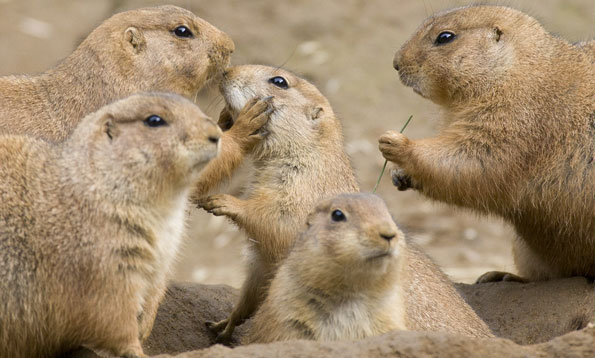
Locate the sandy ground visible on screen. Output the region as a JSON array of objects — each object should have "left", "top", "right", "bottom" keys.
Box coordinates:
[{"left": 0, "top": 0, "right": 593, "bottom": 286}]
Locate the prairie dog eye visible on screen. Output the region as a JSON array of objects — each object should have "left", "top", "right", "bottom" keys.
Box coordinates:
[
  {"left": 269, "top": 76, "right": 289, "bottom": 89},
  {"left": 435, "top": 31, "right": 456, "bottom": 45},
  {"left": 144, "top": 115, "right": 167, "bottom": 127},
  {"left": 173, "top": 25, "right": 193, "bottom": 38},
  {"left": 331, "top": 209, "right": 346, "bottom": 222}
]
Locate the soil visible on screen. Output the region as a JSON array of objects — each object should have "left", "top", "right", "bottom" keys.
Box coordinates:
[{"left": 61, "top": 279, "right": 595, "bottom": 357}]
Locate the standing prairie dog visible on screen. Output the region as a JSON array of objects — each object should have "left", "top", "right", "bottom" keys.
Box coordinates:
[
  {"left": 246, "top": 193, "right": 493, "bottom": 343},
  {"left": 379, "top": 5, "right": 595, "bottom": 282},
  {"left": 199, "top": 65, "right": 359, "bottom": 343},
  {"left": 0, "top": 5, "right": 233, "bottom": 143},
  {"left": 0, "top": 93, "right": 220, "bottom": 358}
]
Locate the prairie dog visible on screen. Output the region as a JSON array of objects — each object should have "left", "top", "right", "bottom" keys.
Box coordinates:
[
  {"left": 246, "top": 193, "right": 493, "bottom": 343},
  {"left": 0, "top": 93, "right": 220, "bottom": 358},
  {"left": 0, "top": 5, "right": 233, "bottom": 142},
  {"left": 199, "top": 65, "right": 359, "bottom": 343},
  {"left": 380, "top": 5, "right": 595, "bottom": 282}
]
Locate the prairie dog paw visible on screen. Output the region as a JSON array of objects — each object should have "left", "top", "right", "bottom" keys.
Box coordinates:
[
  {"left": 378, "top": 131, "right": 411, "bottom": 165},
  {"left": 197, "top": 194, "right": 242, "bottom": 219},
  {"left": 228, "top": 96, "right": 274, "bottom": 150},
  {"left": 390, "top": 168, "right": 413, "bottom": 191},
  {"left": 475, "top": 271, "right": 528, "bottom": 284}
]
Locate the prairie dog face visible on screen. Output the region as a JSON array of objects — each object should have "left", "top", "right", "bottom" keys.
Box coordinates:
[
  {"left": 303, "top": 193, "right": 404, "bottom": 275},
  {"left": 219, "top": 65, "right": 335, "bottom": 150},
  {"left": 393, "top": 6, "right": 544, "bottom": 105},
  {"left": 76, "top": 93, "right": 221, "bottom": 195},
  {"left": 106, "top": 5, "right": 234, "bottom": 96}
]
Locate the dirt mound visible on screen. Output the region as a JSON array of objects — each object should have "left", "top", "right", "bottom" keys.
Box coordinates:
[{"left": 62, "top": 279, "right": 595, "bottom": 357}]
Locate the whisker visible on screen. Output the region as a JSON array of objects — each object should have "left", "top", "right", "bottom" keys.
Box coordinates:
[{"left": 275, "top": 46, "right": 297, "bottom": 70}]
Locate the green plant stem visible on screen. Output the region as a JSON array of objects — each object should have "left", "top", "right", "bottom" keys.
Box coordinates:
[{"left": 373, "top": 115, "right": 413, "bottom": 193}]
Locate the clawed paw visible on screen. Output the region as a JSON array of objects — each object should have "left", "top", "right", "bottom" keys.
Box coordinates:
[
  {"left": 390, "top": 168, "right": 414, "bottom": 191},
  {"left": 206, "top": 319, "right": 233, "bottom": 345},
  {"left": 475, "top": 271, "right": 528, "bottom": 284},
  {"left": 206, "top": 319, "right": 228, "bottom": 333},
  {"left": 197, "top": 195, "right": 232, "bottom": 216},
  {"left": 229, "top": 96, "right": 274, "bottom": 148}
]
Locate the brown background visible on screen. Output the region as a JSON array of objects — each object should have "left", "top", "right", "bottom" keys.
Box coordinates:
[{"left": 1, "top": 0, "right": 593, "bottom": 286}]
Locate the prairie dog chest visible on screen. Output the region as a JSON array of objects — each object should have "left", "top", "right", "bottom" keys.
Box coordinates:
[
  {"left": 152, "top": 190, "right": 189, "bottom": 272},
  {"left": 315, "top": 287, "right": 406, "bottom": 340}
]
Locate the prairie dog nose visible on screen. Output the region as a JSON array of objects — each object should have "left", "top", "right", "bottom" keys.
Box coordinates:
[
  {"left": 378, "top": 224, "right": 397, "bottom": 242},
  {"left": 205, "top": 124, "right": 222, "bottom": 144},
  {"left": 393, "top": 56, "right": 400, "bottom": 71}
]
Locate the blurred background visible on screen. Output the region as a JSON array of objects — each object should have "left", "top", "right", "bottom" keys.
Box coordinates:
[{"left": 1, "top": 0, "right": 592, "bottom": 286}]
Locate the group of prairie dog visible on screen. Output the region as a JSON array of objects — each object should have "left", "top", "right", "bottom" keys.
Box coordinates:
[{"left": 0, "top": 3, "right": 592, "bottom": 358}]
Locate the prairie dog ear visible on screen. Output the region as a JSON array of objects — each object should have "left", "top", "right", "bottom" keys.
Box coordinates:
[
  {"left": 102, "top": 114, "right": 119, "bottom": 140},
  {"left": 305, "top": 210, "right": 317, "bottom": 227},
  {"left": 310, "top": 107, "right": 324, "bottom": 120},
  {"left": 124, "top": 27, "right": 145, "bottom": 52}
]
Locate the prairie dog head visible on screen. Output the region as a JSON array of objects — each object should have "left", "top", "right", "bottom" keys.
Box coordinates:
[
  {"left": 297, "top": 193, "right": 405, "bottom": 282},
  {"left": 67, "top": 92, "right": 221, "bottom": 202},
  {"left": 394, "top": 5, "right": 549, "bottom": 106},
  {"left": 219, "top": 65, "right": 340, "bottom": 154},
  {"left": 90, "top": 5, "right": 234, "bottom": 97}
]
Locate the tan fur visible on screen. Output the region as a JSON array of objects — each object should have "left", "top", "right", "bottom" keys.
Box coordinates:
[
  {"left": 0, "top": 93, "right": 221, "bottom": 358},
  {"left": 191, "top": 97, "right": 273, "bottom": 199},
  {"left": 246, "top": 193, "right": 493, "bottom": 343},
  {"left": 0, "top": 5, "right": 233, "bottom": 143},
  {"left": 198, "top": 65, "right": 359, "bottom": 343},
  {"left": 379, "top": 5, "right": 595, "bottom": 282},
  {"left": 577, "top": 40, "right": 595, "bottom": 60}
]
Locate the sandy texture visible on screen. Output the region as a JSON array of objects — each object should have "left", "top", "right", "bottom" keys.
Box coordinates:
[
  {"left": 61, "top": 280, "right": 595, "bottom": 357},
  {"left": 457, "top": 277, "right": 595, "bottom": 345}
]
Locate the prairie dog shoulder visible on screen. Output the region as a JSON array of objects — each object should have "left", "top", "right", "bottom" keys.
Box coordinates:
[{"left": 246, "top": 193, "right": 492, "bottom": 343}]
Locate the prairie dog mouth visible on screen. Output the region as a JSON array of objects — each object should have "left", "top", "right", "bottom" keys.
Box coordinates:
[
  {"left": 366, "top": 248, "right": 394, "bottom": 261},
  {"left": 219, "top": 82, "right": 254, "bottom": 115},
  {"left": 191, "top": 146, "right": 219, "bottom": 171}
]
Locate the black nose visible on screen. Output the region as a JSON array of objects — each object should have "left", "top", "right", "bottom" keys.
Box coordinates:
[
  {"left": 380, "top": 232, "right": 396, "bottom": 242},
  {"left": 208, "top": 136, "right": 219, "bottom": 144},
  {"left": 393, "top": 62, "right": 400, "bottom": 71}
]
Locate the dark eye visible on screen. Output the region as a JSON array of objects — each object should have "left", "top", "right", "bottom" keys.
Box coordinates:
[
  {"left": 144, "top": 115, "right": 167, "bottom": 127},
  {"left": 435, "top": 31, "right": 456, "bottom": 45},
  {"left": 331, "top": 209, "right": 346, "bottom": 222},
  {"left": 269, "top": 76, "right": 289, "bottom": 89},
  {"left": 174, "top": 25, "right": 193, "bottom": 38}
]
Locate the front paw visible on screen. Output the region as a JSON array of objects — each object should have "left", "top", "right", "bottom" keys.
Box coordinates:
[
  {"left": 206, "top": 318, "right": 229, "bottom": 334},
  {"left": 228, "top": 96, "right": 274, "bottom": 151},
  {"left": 378, "top": 131, "right": 411, "bottom": 165},
  {"left": 197, "top": 194, "right": 242, "bottom": 219},
  {"left": 206, "top": 319, "right": 234, "bottom": 345},
  {"left": 390, "top": 168, "right": 413, "bottom": 191},
  {"left": 475, "top": 271, "right": 528, "bottom": 284}
]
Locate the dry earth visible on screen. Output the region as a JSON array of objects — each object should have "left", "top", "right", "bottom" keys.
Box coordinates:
[{"left": 62, "top": 280, "right": 595, "bottom": 357}]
